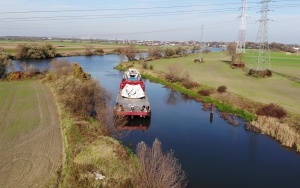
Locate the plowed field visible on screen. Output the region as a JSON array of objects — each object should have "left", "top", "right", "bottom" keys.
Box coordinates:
[{"left": 0, "top": 81, "right": 62, "bottom": 188}]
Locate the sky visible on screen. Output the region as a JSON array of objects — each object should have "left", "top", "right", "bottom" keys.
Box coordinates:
[{"left": 1, "top": 0, "right": 300, "bottom": 44}]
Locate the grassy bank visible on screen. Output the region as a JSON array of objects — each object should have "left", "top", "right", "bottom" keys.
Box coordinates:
[{"left": 40, "top": 62, "right": 140, "bottom": 187}]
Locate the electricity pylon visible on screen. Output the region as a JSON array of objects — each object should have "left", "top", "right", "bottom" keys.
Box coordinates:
[
  {"left": 255, "top": 0, "right": 271, "bottom": 71},
  {"left": 236, "top": 0, "right": 247, "bottom": 54}
]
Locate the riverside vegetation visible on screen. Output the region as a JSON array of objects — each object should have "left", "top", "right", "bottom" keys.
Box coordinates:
[{"left": 115, "top": 46, "right": 300, "bottom": 152}]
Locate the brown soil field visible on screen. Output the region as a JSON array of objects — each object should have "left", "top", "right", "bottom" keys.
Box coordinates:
[{"left": 0, "top": 81, "right": 62, "bottom": 188}]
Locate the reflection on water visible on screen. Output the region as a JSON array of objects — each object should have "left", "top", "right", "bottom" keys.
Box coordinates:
[
  {"left": 165, "top": 89, "right": 193, "bottom": 105},
  {"left": 116, "top": 117, "right": 151, "bottom": 132},
  {"left": 210, "top": 112, "right": 214, "bottom": 123}
]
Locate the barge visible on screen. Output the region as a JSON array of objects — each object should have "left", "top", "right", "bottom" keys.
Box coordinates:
[{"left": 114, "top": 69, "right": 151, "bottom": 118}]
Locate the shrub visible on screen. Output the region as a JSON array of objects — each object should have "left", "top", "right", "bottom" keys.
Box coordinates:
[
  {"left": 71, "top": 63, "right": 91, "bottom": 80},
  {"left": 202, "top": 49, "right": 211, "bottom": 54},
  {"left": 121, "top": 46, "right": 139, "bottom": 61},
  {"left": 198, "top": 89, "right": 211, "bottom": 96},
  {"left": 0, "top": 49, "right": 12, "bottom": 77},
  {"left": 165, "top": 64, "right": 183, "bottom": 82},
  {"left": 85, "top": 45, "right": 94, "bottom": 56},
  {"left": 16, "top": 42, "right": 56, "bottom": 59},
  {"left": 164, "top": 48, "right": 175, "bottom": 57},
  {"left": 133, "top": 139, "right": 187, "bottom": 188},
  {"left": 21, "top": 62, "right": 38, "bottom": 77},
  {"left": 50, "top": 60, "right": 72, "bottom": 76},
  {"left": 217, "top": 85, "right": 227, "bottom": 93},
  {"left": 182, "top": 80, "right": 199, "bottom": 89},
  {"left": 94, "top": 48, "right": 104, "bottom": 54},
  {"left": 142, "top": 61, "right": 148, "bottom": 69},
  {"left": 256, "top": 103, "right": 287, "bottom": 119},
  {"left": 149, "top": 65, "right": 153, "bottom": 70},
  {"left": 181, "top": 72, "right": 199, "bottom": 89},
  {"left": 148, "top": 47, "right": 163, "bottom": 59}
]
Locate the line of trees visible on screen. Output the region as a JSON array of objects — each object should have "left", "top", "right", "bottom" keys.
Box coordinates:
[{"left": 116, "top": 45, "right": 190, "bottom": 62}]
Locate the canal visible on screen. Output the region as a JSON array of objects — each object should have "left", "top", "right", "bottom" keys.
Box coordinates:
[{"left": 14, "top": 55, "right": 300, "bottom": 188}]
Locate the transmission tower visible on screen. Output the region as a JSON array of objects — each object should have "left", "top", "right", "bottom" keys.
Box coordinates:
[
  {"left": 236, "top": 0, "right": 247, "bottom": 54},
  {"left": 255, "top": 0, "right": 271, "bottom": 71},
  {"left": 198, "top": 24, "right": 204, "bottom": 60}
]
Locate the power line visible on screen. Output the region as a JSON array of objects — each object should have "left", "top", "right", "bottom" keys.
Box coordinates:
[{"left": 0, "top": 2, "right": 256, "bottom": 14}]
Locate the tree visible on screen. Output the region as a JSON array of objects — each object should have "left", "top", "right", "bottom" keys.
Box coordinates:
[
  {"left": 148, "top": 47, "right": 163, "bottom": 59},
  {"left": 133, "top": 139, "right": 187, "bottom": 188},
  {"left": 174, "top": 46, "right": 186, "bottom": 55},
  {"left": 0, "top": 48, "right": 12, "bottom": 78},
  {"left": 191, "top": 45, "right": 200, "bottom": 53},
  {"left": 227, "top": 42, "right": 238, "bottom": 64},
  {"left": 16, "top": 42, "right": 56, "bottom": 59},
  {"left": 121, "top": 46, "right": 138, "bottom": 61},
  {"left": 164, "top": 48, "right": 175, "bottom": 57},
  {"left": 85, "top": 45, "right": 94, "bottom": 56}
]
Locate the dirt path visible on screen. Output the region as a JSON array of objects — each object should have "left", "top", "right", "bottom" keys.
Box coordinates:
[{"left": 0, "top": 81, "right": 62, "bottom": 188}]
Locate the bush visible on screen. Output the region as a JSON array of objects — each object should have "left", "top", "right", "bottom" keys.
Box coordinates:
[
  {"left": 182, "top": 80, "right": 199, "bottom": 89},
  {"left": 0, "top": 49, "right": 12, "bottom": 77},
  {"left": 148, "top": 47, "right": 163, "bottom": 59},
  {"left": 21, "top": 62, "right": 38, "bottom": 77},
  {"left": 85, "top": 45, "right": 94, "bottom": 56},
  {"left": 217, "top": 85, "right": 227, "bottom": 93},
  {"left": 181, "top": 72, "right": 199, "bottom": 89},
  {"left": 198, "top": 89, "right": 212, "bottom": 96},
  {"left": 142, "top": 61, "right": 148, "bottom": 69},
  {"left": 149, "top": 65, "right": 153, "bottom": 70},
  {"left": 133, "top": 139, "right": 187, "bottom": 188},
  {"left": 164, "top": 48, "right": 175, "bottom": 57},
  {"left": 50, "top": 60, "right": 72, "bottom": 76},
  {"left": 94, "top": 48, "right": 104, "bottom": 54},
  {"left": 121, "top": 46, "right": 139, "bottom": 61},
  {"left": 256, "top": 103, "right": 287, "bottom": 119},
  {"left": 16, "top": 42, "right": 56, "bottom": 59},
  {"left": 165, "top": 64, "right": 183, "bottom": 82}
]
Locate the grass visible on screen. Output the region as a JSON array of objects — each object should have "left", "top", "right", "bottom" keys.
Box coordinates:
[
  {"left": 0, "top": 81, "right": 41, "bottom": 140},
  {"left": 141, "top": 73, "right": 256, "bottom": 121},
  {"left": 141, "top": 51, "right": 300, "bottom": 114},
  {"left": 0, "top": 80, "right": 63, "bottom": 188},
  {"left": 244, "top": 50, "right": 300, "bottom": 78},
  {"left": 0, "top": 39, "right": 149, "bottom": 56}
]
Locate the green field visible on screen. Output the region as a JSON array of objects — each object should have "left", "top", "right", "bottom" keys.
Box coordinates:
[
  {"left": 244, "top": 50, "right": 300, "bottom": 78},
  {"left": 0, "top": 80, "right": 62, "bottom": 187},
  {"left": 145, "top": 51, "right": 300, "bottom": 114},
  {"left": 0, "top": 39, "right": 149, "bottom": 55}
]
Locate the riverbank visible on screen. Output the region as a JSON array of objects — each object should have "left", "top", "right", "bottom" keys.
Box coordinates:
[
  {"left": 115, "top": 54, "right": 300, "bottom": 152},
  {"left": 39, "top": 63, "right": 140, "bottom": 187}
]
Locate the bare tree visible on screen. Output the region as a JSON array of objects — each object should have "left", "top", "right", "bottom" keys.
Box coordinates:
[
  {"left": 227, "top": 42, "right": 237, "bottom": 64},
  {"left": 148, "top": 47, "right": 163, "bottom": 59},
  {"left": 85, "top": 45, "right": 94, "bottom": 56},
  {"left": 165, "top": 64, "right": 183, "bottom": 82},
  {"left": 133, "top": 139, "right": 187, "bottom": 188},
  {"left": 121, "top": 46, "right": 138, "bottom": 61}
]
